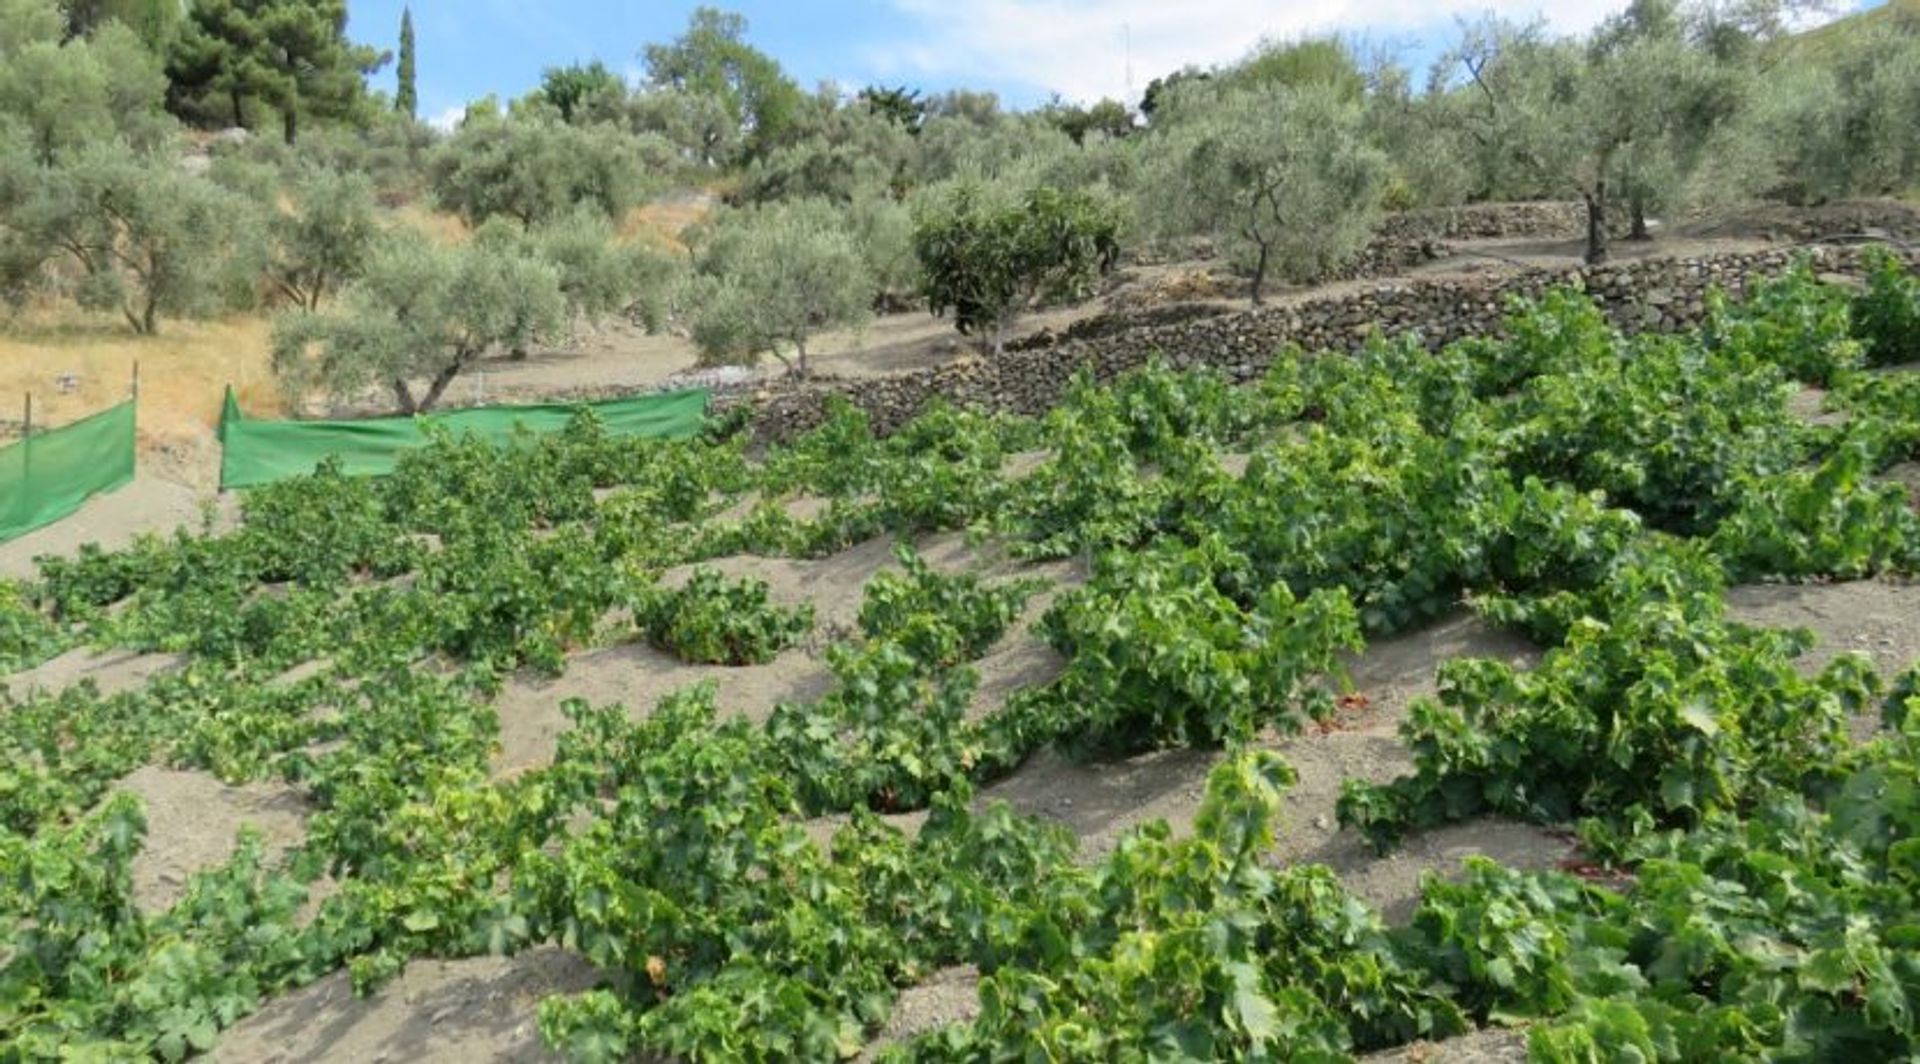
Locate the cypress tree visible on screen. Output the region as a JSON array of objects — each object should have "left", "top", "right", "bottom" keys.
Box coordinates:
[{"left": 396, "top": 7, "right": 417, "bottom": 118}]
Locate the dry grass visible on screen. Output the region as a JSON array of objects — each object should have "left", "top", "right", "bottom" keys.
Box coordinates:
[
  {"left": 0, "top": 307, "right": 278, "bottom": 449},
  {"left": 622, "top": 192, "right": 716, "bottom": 253},
  {"left": 389, "top": 203, "right": 471, "bottom": 245}
]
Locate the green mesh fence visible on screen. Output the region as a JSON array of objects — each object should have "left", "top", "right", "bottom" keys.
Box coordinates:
[
  {"left": 0, "top": 400, "right": 138, "bottom": 544},
  {"left": 218, "top": 387, "right": 711, "bottom": 490}
]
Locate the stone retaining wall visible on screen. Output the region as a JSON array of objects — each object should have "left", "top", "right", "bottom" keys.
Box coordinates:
[{"left": 733, "top": 243, "right": 1918, "bottom": 442}]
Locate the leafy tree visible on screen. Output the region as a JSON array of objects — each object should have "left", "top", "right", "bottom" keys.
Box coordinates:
[
  {"left": 1364, "top": 60, "right": 1475, "bottom": 208},
  {"left": 539, "top": 61, "right": 624, "bottom": 125},
  {"left": 1042, "top": 97, "right": 1135, "bottom": 144},
  {"left": 1586, "top": 1, "right": 1763, "bottom": 239},
  {"left": 475, "top": 208, "right": 655, "bottom": 343},
  {"left": 167, "top": 0, "right": 388, "bottom": 144},
  {"left": 738, "top": 95, "right": 914, "bottom": 204},
  {"left": 643, "top": 7, "right": 802, "bottom": 163},
  {"left": 858, "top": 85, "right": 924, "bottom": 133},
  {"left": 1232, "top": 37, "right": 1367, "bottom": 100},
  {"left": 844, "top": 191, "right": 919, "bottom": 310},
  {"left": 682, "top": 201, "right": 872, "bottom": 375},
  {"left": 1761, "top": 7, "right": 1920, "bottom": 202},
  {"left": 264, "top": 165, "right": 379, "bottom": 311},
  {"left": 623, "top": 86, "right": 740, "bottom": 167},
  {"left": 395, "top": 6, "right": 415, "bottom": 119},
  {"left": 1446, "top": 22, "right": 1635, "bottom": 264},
  {"left": 272, "top": 236, "right": 565, "bottom": 414},
  {"left": 0, "top": 15, "right": 173, "bottom": 165},
  {"left": 1439, "top": 12, "right": 1771, "bottom": 264},
  {"left": 6, "top": 144, "right": 262, "bottom": 333},
  {"left": 1145, "top": 81, "right": 1386, "bottom": 303},
  {"left": 1139, "top": 66, "right": 1208, "bottom": 120},
  {"left": 430, "top": 106, "right": 654, "bottom": 226},
  {"left": 62, "top": 0, "right": 181, "bottom": 50},
  {"left": 0, "top": 0, "right": 63, "bottom": 54},
  {"left": 915, "top": 111, "right": 1075, "bottom": 186},
  {"left": 913, "top": 180, "right": 1122, "bottom": 355}
]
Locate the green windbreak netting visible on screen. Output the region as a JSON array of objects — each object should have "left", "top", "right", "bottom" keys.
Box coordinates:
[
  {"left": 0, "top": 400, "right": 138, "bottom": 543},
  {"left": 218, "top": 387, "right": 711, "bottom": 490}
]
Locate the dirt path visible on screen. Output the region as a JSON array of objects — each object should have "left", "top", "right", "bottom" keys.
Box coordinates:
[
  {"left": 211, "top": 949, "right": 599, "bottom": 1064},
  {"left": 114, "top": 766, "right": 311, "bottom": 911},
  {"left": 4, "top": 646, "right": 186, "bottom": 699},
  {"left": 0, "top": 474, "right": 233, "bottom": 583}
]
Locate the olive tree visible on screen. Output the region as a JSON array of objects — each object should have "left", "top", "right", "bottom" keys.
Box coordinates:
[
  {"left": 272, "top": 237, "right": 565, "bottom": 414},
  {"left": 913, "top": 180, "right": 1122, "bottom": 355},
  {"left": 1760, "top": 13, "right": 1920, "bottom": 202},
  {"left": 1144, "top": 81, "right": 1386, "bottom": 303},
  {"left": 0, "top": 12, "right": 175, "bottom": 165},
  {"left": 5, "top": 144, "right": 262, "bottom": 333},
  {"left": 264, "top": 165, "right": 380, "bottom": 311},
  {"left": 430, "top": 107, "right": 656, "bottom": 227},
  {"left": 1439, "top": 13, "right": 1766, "bottom": 264},
  {"left": 682, "top": 201, "right": 872, "bottom": 375},
  {"left": 845, "top": 191, "right": 919, "bottom": 311},
  {"left": 643, "top": 7, "right": 803, "bottom": 163},
  {"left": 738, "top": 97, "right": 915, "bottom": 204},
  {"left": 473, "top": 208, "right": 665, "bottom": 351}
]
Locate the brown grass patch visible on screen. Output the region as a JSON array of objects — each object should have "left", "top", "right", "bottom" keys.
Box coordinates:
[
  {"left": 0, "top": 307, "right": 278, "bottom": 449},
  {"left": 388, "top": 203, "right": 471, "bottom": 245}
]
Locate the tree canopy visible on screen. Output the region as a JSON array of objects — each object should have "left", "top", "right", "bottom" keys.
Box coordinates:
[
  {"left": 683, "top": 201, "right": 873, "bottom": 375},
  {"left": 273, "top": 237, "right": 565, "bottom": 414},
  {"left": 1145, "top": 79, "right": 1387, "bottom": 302},
  {"left": 913, "top": 181, "right": 1123, "bottom": 355},
  {"left": 643, "top": 7, "right": 803, "bottom": 164},
  {"left": 166, "top": 0, "right": 388, "bottom": 144}
]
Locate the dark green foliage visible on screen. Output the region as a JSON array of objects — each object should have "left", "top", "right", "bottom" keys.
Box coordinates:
[
  {"left": 1851, "top": 246, "right": 1920, "bottom": 368},
  {"left": 394, "top": 7, "right": 415, "bottom": 118},
  {"left": 1700, "top": 261, "right": 1862, "bottom": 386},
  {"left": 1338, "top": 543, "right": 1881, "bottom": 851},
  {"left": 857, "top": 544, "right": 1037, "bottom": 668},
  {"left": 912, "top": 182, "right": 1122, "bottom": 355},
  {"left": 166, "top": 0, "right": 387, "bottom": 144},
  {"left": 1040, "top": 537, "right": 1362, "bottom": 751},
  {"left": 637, "top": 567, "right": 813, "bottom": 666},
  {"left": 5, "top": 271, "right": 1920, "bottom": 1061}
]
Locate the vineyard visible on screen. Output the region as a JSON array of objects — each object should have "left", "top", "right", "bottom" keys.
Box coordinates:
[{"left": 3, "top": 249, "right": 1920, "bottom": 1062}]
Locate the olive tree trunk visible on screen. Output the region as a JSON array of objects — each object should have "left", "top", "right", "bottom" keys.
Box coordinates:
[{"left": 1583, "top": 181, "right": 1610, "bottom": 266}]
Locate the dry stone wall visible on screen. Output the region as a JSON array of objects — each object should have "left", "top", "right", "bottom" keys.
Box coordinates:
[{"left": 734, "top": 243, "right": 1919, "bottom": 443}]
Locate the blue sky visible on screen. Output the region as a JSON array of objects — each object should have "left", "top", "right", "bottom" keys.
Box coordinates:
[{"left": 348, "top": 1, "right": 1880, "bottom": 128}]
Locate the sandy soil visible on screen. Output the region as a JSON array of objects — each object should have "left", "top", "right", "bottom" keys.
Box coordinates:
[
  {"left": 493, "top": 532, "right": 1078, "bottom": 777},
  {"left": 1724, "top": 578, "right": 1920, "bottom": 678},
  {"left": 210, "top": 948, "right": 600, "bottom": 1064},
  {"left": 659, "top": 534, "right": 907, "bottom": 637},
  {"left": 857, "top": 965, "right": 982, "bottom": 1063},
  {"left": 1360, "top": 1028, "right": 1531, "bottom": 1063},
  {"left": 113, "top": 766, "right": 311, "bottom": 911},
  {"left": 490, "top": 642, "right": 835, "bottom": 777},
  {"left": 0, "top": 475, "right": 236, "bottom": 583},
  {"left": 978, "top": 612, "right": 1566, "bottom": 919},
  {"left": 4, "top": 646, "right": 186, "bottom": 699}
]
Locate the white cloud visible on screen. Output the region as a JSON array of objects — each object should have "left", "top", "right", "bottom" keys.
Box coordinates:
[
  {"left": 428, "top": 105, "right": 467, "bottom": 133},
  {"left": 870, "top": 0, "right": 1626, "bottom": 104}
]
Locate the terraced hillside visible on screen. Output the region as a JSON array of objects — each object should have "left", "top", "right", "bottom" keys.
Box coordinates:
[{"left": 2, "top": 251, "right": 1920, "bottom": 1061}]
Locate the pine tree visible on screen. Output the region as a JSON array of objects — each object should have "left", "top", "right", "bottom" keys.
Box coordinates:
[
  {"left": 166, "top": 0, "right": 387, "bottom": 144},
  {"left": 396, "top": 6, "right": 416, "bottom": 118}
]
